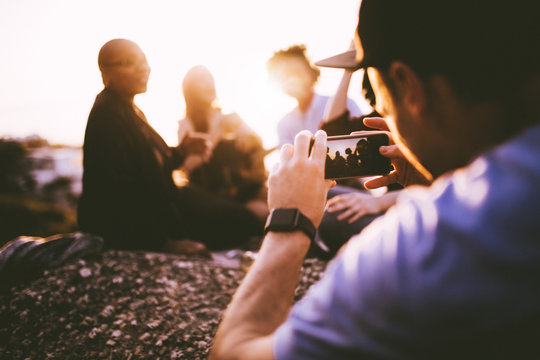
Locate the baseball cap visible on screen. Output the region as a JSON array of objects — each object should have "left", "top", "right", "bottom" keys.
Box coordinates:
[
  {"left": 316, "top": 0, "right": 426, "bottom": 71},
  {"left": 316, "top": 0, "right": 537, "bottom": 76},
  {"left": 314, "top": 49, "right": 361, "bottom": 71}
]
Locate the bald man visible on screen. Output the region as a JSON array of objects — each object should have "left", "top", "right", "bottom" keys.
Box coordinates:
[{"left": 78, "top": 39, "right": 263, "bottom": 252}]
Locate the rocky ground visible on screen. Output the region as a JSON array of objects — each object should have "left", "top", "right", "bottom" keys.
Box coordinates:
[{"left": 0, "top": 250, "right": 327, "bottom": 359}]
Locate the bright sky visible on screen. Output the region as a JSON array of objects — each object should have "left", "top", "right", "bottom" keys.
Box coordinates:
[{"left": 0, "top": 0, "right": 369, "bottom": 148}]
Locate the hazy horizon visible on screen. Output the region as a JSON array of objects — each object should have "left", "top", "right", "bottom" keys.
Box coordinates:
[{"left": 0, "top": 0, "right": 371, "bottom": 148}]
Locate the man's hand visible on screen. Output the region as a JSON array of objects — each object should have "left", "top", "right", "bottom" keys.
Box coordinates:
[
  {"left": 359, "top": 117, "right": 432, "bottom": 189},
  {"left": 181, "top": 154, "right": 207, "bottom": 173},
  {"left": 268, "top": 130, "right": 335, "bottom": 227},
  {"left": 180, "top": 131, "right": 212, "bottom": 160},
  {"left": 326, "top": 191, "right": 399, "bottom": 223}
]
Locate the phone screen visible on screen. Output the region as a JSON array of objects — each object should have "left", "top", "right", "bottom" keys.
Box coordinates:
[{"left": 323, "top": 133, "right": 392, "bottom": 179}]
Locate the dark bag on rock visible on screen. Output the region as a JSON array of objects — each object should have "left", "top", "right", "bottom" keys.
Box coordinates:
[{"left": 0, "top": 232, "right": 103, "bottom": 291}]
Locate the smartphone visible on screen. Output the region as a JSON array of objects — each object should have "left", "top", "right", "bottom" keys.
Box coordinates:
[{"left": 313, "top": 132, "right": 392, "bottom": 179}]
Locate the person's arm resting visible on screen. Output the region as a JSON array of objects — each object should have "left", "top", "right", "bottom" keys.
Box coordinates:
[{"left": 323, "top": 70, "right": 355, "bottom": 122}]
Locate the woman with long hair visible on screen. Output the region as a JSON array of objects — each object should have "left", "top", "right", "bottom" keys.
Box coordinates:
[{"left": 178, "top": 65, "right": 268, "bottom": 222}]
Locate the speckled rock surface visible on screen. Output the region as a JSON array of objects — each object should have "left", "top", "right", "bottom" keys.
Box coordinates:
[{"left": 0, "top": 250, "right": 327, "bottom": 359}]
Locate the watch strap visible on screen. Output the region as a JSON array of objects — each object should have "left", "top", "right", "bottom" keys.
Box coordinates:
[{"left": 264, "top": 208, "right": 316, "bottom": 241}]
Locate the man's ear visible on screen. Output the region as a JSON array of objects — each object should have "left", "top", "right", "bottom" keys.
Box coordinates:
[{"left": 387, "top": 61, "right": 426, "bottom": 118}]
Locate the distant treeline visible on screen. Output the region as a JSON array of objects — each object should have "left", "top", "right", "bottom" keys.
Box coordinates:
[{"left": 0, "top": 138, "right": 77, "bottom": 247}]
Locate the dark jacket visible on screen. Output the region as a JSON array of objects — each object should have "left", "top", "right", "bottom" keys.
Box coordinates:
[{"left": 78, "top": 89, "right": 184, "bottom": 250}]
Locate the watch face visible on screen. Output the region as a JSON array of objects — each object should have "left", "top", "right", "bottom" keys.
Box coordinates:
[{"left": 267, "top": 208, "right": 299, "bottom": 229}]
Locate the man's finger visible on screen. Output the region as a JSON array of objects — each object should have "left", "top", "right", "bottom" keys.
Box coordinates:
[
  {"left": 364, "top": 172, "right": 398, "bottom": 189},
  {"left": 326, "top": 194, "right": 345, "bottom": 206},
  {"left": 311, "top": 130, "right": 328, "bottom": 162},
  {"left": 280, "top": 144, "right": 294, "bottom": 163},
  {"left": 337, "top": 209, "right": 355, "bottom": 221},
  {"left": 270, "top": 162, "right": 280, "bottom": 174},
  {"left": 379, "top": 144, "right": 403, "bottom": 158},
  {"left": 293, "top": 130, "right": 312, "bottom": 160},
  {"left": 363, "top": 117, "right": 389, "bottom": 131},
  {"left": 348, "top": 213, "right": 363, "bottom": 223},
  {"left": 327, "top": 202, "right": 346, "bottom": 212}
]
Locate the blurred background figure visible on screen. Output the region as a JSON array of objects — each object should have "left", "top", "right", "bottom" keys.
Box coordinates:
[
  {"left": 266, "top": 44, "right": 395, "bottom": 259},
  {"left": 178, "top": 65, "right": 269, "bottom": 222},
  {"left": 266, "top": 44, "right": 363, "bottom": 146},
  {"left": 78, "top": 40, "right": 263, "bottom": 255},
  {"left": 314, "top": 43, "right": 403, "bottom": 258}
]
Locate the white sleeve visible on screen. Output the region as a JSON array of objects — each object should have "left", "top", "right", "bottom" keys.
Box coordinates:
[
  {"left": 178, "top": 118, "right": 192, "bottom": 144},
  {"left": 346, "top": 98, "right": 364, "bottom": 117},
  {"left": 277, "top": 117, "right": 294, "bottom": 146}
]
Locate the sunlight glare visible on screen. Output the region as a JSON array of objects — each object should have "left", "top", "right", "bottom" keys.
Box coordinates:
[{"left": 0, "top": 0, "right": 362, "bottom": 148}]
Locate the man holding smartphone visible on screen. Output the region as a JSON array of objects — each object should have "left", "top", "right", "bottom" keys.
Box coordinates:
[{"left": 210, "top": 0, "right": 540, "bottom": 359}]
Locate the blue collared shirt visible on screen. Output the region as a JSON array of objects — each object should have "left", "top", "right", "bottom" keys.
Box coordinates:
[{"left": 274, "top": 125, "right": 540, "bottom": 359}]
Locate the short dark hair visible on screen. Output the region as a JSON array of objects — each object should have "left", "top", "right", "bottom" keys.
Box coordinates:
[
  {"left": 356, "top": 0, "right": 540, "bottom": 102},
  {"left": 267, "top": 44, "right": 321, "bottom": 82}
]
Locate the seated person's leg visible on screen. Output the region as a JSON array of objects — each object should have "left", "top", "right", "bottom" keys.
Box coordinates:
[
  {"left": 173, "top": 185, "right": 264, "bottom": 251},
  {"left": 316, "top": 185, "right": 382, "bottom": 257}
]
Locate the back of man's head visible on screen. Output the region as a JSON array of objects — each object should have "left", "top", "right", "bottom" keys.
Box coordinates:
[
  {"left": 355, "top": 0, "right": 540, "bottom": 102},
  {"left": 97, "top": 39, "right": 139, "bottom": 70}
]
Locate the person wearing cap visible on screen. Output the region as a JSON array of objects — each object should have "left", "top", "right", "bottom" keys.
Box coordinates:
[
  {"left": 317, "top": 43, "right": 380, "bottom": 136},
  {"left": 266, "top": 44, "right": 383, "bottom": 259},
  {"left": 267, "top": 44, "right": 364, "bottom": 147},
  {"left": 210, "top": 0, "right": 540, "bottom": 359},
  {"left": 79, "top": 39, "right": 264, "bottom": 254},
  {"left": 316, "top": 42, "right": 404, "bottom": 258}
]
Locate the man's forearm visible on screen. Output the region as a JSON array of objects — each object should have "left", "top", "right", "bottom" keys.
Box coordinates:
[
  {"left": 209, "top": 231, "right": 311, "bottom": 360},
  {"left": 210, "top": 129, "right": 331, "bottom": 359},
  {"left": 323, "top": 70, "right": 354, "bottom": 122}
]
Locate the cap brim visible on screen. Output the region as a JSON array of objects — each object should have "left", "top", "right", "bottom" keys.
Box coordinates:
[{"left": 314, "top": 50, "right": 363, "bottom": 71}]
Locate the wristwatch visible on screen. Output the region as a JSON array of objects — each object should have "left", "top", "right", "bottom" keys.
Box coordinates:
[{"left": 264, "top": 208, "right": 316, "bottom": 241}]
